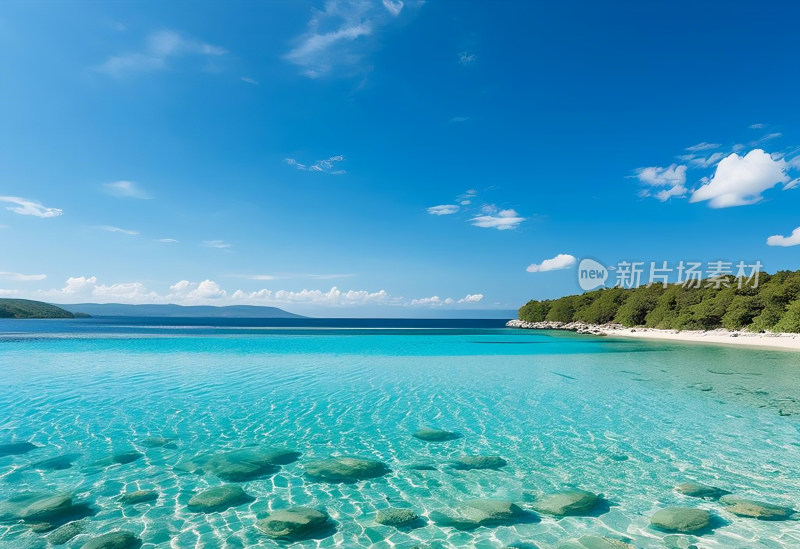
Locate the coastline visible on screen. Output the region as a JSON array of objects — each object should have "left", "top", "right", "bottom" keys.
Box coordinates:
[{"left": 506, "top": 319, "right": 800, "bottom": 352}]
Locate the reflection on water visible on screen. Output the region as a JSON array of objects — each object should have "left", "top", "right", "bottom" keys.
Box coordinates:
[{"left": 0, "top": 322, "right": 798, "bottom": 548}]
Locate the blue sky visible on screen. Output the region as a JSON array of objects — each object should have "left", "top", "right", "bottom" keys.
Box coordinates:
[{"left": 1, "top": 1, "right": 799, "bottom": 316}]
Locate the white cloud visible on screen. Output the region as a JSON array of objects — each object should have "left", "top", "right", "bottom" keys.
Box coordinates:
[
  {"left": 0, "top": 196, "right": 63, "bottom": 218},
  {"left": 97, "top": 29, "right": 226, "bottom": 77},
  {"left": 97, "top": 225, "right": 139, "bottom": 235},
  {"left": 0, "top": 271, "right": 47, "bottom": 281},
  {"left": 157, "top": 238, "right": 179, "bottom": 243},
  {"left": 688, "top": 152, "right": 725, "bottom": 169},
  {"left": 32, "top": 276, "right": 486, "bottom": 309},
  {"left": 202, "top": 240, "right": 231, "bottom": 249},
  {"left": 686, "top": 142, "right": 720, "bottom": 152},
  {"left": 382, "top": 0, "right": 403, "bottom": 16},
  {"left": 285, "top": 155, "right": 346, "bottom": 174},
  {"left": 690, "top": 149, "right": 790, "bottom": 208},
  {"left": 526, "top": 253, "right": 576, "bottom": 273},
  {"left": 427, "top": 204, "right": 459, "bottom": 215},
  {"left": 635, "top": 164, "right": 687, "bottom": 186},
  {"left": 284, "top": 1, "right": 376, "bottom": 77},
  {"left": 767, "top": 227, "right": 800, "bottom": 247},
  {"left": 0, "top": 289, "right": 19, "bottom": 296},
  {"left": 471, "top": 207, "right": 525, "bottom": 230},
  {"left": 653, "top": 184, "right": 687, "bottom": 202},
  {"left": 240, "top": 77, "right": 259, "bottom": 85},
  {"left": 749, "top": 123, "right": 766, "bottom": 129},
  {"left": 103, "top": 180, "right": 151, "bottom": 199},
  {"left": 458, "top": 52, "right": 476, "bottom": 65}
]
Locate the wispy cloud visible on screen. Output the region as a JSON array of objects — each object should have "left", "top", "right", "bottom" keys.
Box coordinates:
[
  {"left": 749, "top": 123, "right": 766, "bottom": 129},
  {"left": 103, "top": 180, "right": 151, "bottom": 199},
  {"left": 240, "top": 77, "right": 259, "bottom": 85},
  {"left": 449, "top": 116, "right": 470, "bottom": 123},
  {"left": 526, "top": 253, "right": 576, "bottom": 273},
  {"left": 97, "top": 29, "right": 226, "bottom": 77},
  {"left": 0, "top": 196, "right": 63, "bottom": 218},
  {"left": 0, "top": 271, "right": 47, "bottom": 281},
  {"left": 202, "top": 239, "right": 231, "bottom": 249},
  {"left": 97, "top": 225, "right": 139, "bottom": 235},
  {"left": 427, "top": 204, "right": 459, "bottom": 216},
  {"left": 686, "top": 142, "right": 720, "bottom": 152},
  {"left": 157, "top": 238, "right": 179, "bottom": 244},
  {"left": 285, "top": 155, "right": 346, "bottom": 174},
  {"left": 284, "top": 0, "right": 419, "bottom": 78},
  {"left": 458, "top": 51, "right": 476, "bottom": 65},
  {"left": 470, "top": 205, "right": 525, "bottom": 230}
]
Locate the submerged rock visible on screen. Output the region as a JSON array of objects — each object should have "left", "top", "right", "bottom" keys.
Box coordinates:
[
  {"left": 0, "top": 441, "right": 38, "bottom": 457},
  {"left": 31, "top": 455, "right": 79, "bottom": 471},
  {"left": 141, "top": 437, "right": 176, "bottom": 448},
  {"left": 430, "top": 499, "right": 526, "bottom": 530},
  {"left": 449, "top": 455, "right": 507, "bottom": 470},
  {"left": 80, "top": 530, "right": 142, "bottom": 549},
  {"left": 47, "top": 521, "right": 84, "bottom": 545},
  {"left": 204, "top": 448, "right": 298, "bottom": 481},
  {"left": 304, "top": 456, "right": 390, "bottom": 483},
  {"left": 120, "top": 490, "right": 159, "bottom": 505},
  {"left": 531, "top": 489, "right": 599, "bottom": 516},
  {"left": 93, "top": 451, "right": 142, "bottom": 467},
  {"left": 662, "top": 534, "right": 699, "bottom": 549},
  {"left": 15, "top": 493, "right": 74, "bottom": 521},
  {"left": 413, "top": 427, "right": 462, "bottom": 442},
  {"left": 376, "top": 508, "right": 420, "bottom": 527},
  {"left": 650, "top": 507, "right": 711, "bottom": 533},
  {"left": 407, "top": 463, "right": 437, "bottom": 471},
  {"left": 675, "top": 482, "right": 729, "bottom": 499},
  {"left": 558, "top": 536, "right": 634, "bottom": 549},
  {"left": 187, "top": 485, "right": 253, "bottom": 513},
  {"left": 255, "top": 507, "right": 332, "bottom": 540},
  {"left": 719, "top": 495, "right": 794, "bottom": 520}
]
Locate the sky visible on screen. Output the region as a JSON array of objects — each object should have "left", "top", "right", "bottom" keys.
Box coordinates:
[{"left": 1, "top": 1, "right": 799, "bottom": 317}]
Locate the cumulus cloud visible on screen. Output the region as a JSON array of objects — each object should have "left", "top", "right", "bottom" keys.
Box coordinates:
[
  {"left": 0, "top": 196, "right": 63, "bottom": 218},
  {"left": 690, "top": 149, "right": 790, "bottom": 208},
  {"left": 767, "top": 227, "right": 800, "bottom": 247},
  {"left": 285, "top": 155, "right": 345, "bottom": 174},
  {"left": 471, "top": 206, "right": 525, "bottom": 230},
  {"left": 97, "top": 29, "right": 226, "bottom": 77},
  {"left": 97, "top": 225, "right": 139, "bottom": 235},
  {"left": 103, "top": 180, "right": 151, "bottom": 199},
  {"left": 427, "top": 204, "right": 459, "bottom": 215},
  {"left": 526, "top": 253, "right": 576, "bottom": 273},
  {"left": 0, "top": 271, "right": 47, "bottom": 281},
  {"left": 32, "top": 276, "right": 484, "bottom": 309}
]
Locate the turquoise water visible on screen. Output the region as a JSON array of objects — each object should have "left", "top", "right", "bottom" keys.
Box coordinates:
[{"left": 1, "top": 319, "right": 799, "bottom": 548}]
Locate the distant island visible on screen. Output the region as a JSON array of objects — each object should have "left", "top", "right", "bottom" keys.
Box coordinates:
[
  {"left": 517, "top": 270, "right": 800, "bottom": 333},
  {"left": 0, "top": 299, "right": 83, "bottom": 319},
  {"left": 58, "top": 303, "right": 304, "bottom": 318}
]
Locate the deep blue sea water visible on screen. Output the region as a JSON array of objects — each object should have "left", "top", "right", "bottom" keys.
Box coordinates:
[{"left": 0, "top": 318, "right": 798, "bottom": 548}]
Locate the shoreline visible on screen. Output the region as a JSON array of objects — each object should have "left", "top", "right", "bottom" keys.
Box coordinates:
[{"left": 506, "top": 319, "right": 800, "bottom": 352}]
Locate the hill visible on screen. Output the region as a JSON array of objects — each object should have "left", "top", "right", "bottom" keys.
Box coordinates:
[
  {"left": 59, "top": 303, "right": 304, "bottom": 318},
  {"left": 518, "top": 270, "right": 800, "bottom": 333},
  {"left": 0, "top": 299, "right": 77, "bottom": 319}
]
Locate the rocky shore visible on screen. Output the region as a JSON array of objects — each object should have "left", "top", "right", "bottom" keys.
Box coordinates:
[{"left": 506, "top": 319, "right": 800, "bottom": 351}]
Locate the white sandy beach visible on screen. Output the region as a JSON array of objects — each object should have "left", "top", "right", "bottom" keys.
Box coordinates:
[{"left": 506, "top": 320, "right": 800, "bottom": 352}]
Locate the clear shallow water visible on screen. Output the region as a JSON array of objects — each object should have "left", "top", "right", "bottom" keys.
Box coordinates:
[{"left": 1, "top": 319, "right": 799, "bottom": 548}]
